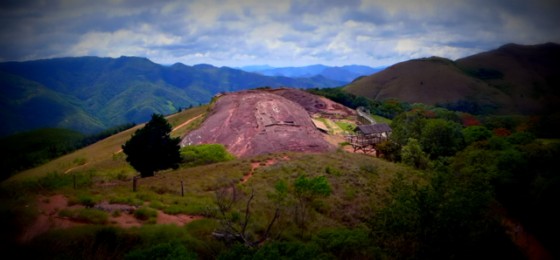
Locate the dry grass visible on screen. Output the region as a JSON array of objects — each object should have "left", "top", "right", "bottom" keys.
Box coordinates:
[
  {"left": 345, "top": 57, "right": 510, "bottom": 111},
  {"left": 3, "top": 106, "right": 207, "bottom": 183}
]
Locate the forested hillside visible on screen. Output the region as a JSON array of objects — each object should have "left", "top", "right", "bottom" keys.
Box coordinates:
[{"left": 0, "top": 57, "right": 343, "bottom": 136}]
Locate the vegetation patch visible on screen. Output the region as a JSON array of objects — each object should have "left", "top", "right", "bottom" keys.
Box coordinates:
[
  {"left": 180, "top": 144, "right": 235, "bottom": 167},
  {"left": 133, "top": 207, "right": 158, "bottom": 222},
  {"left": 59, "top": 208, "right": 109, "bottom": 224}
]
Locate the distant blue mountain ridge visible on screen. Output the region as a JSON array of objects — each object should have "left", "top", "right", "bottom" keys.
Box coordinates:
[{"left": 239, "top": 64, "right": 384, "bottom": 83}]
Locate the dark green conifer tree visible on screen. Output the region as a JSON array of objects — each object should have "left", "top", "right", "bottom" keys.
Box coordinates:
[{"left": 122, "top": 114, "right": 181, "bottom": 177}]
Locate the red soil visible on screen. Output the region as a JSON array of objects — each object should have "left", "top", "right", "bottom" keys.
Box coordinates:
[{"left": 22, "top": 194, "right": 203, "bottom": 242}]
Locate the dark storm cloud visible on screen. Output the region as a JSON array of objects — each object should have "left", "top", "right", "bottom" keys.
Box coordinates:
[{"left": 0, "top": 0, "right": 559, "bottom": 66}]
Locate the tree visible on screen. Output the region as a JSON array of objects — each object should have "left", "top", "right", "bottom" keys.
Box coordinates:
[
  {"left": 420, "top": 119, "right": 464, "bottom": 159},
  {"left": 122, "top": 114, "right": 181, "bottom": 177},
  {"left": 401, "top": 138, "right": 429, "bottom": 169},
  {"left": 462, "top": 125, "right": 492, "bottom": 145},
  {"left": 214, "top": 185, "right": 280, "bottom": 246},
  {"left": 390, "top": 110, "right": 426, "bottom": 145}
]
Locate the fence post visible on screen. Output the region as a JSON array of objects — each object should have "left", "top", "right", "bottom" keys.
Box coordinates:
[
  {"left": 133, "top": 176, "right": 138, "bottom": 192},
  {"left": 181, "top": 180, "right": 184, "bottom": 197}
]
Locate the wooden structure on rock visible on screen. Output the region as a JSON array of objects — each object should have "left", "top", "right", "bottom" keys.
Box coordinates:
[{"left": 346, "top": 123, "right": 392, "bottom": 155}]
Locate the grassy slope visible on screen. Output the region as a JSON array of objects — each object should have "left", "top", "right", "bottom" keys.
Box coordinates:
[
  {"left": 1, "top": 105, "right": 424, "bottom": 250},
  {"left": 456, "top": 43, "right": 560, "bottom": 114},
  {"left": 344, "top": 57, "right": 510, "bottom": 112},
  {"left": 3, "top": 106, "right": 208, "bottom": 183},
  {"left": 345, "top": 44, "right": 560, "bottom": 115}
]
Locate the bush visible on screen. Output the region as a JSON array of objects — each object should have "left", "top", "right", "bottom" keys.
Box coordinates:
[
  {"left": 76, "top": 193, "right": 96, "bottom": 208},
  {"left": 253, "top": 241, "right": 329, "bottom": 260},
  {"left": 125, "top": 241, "right": 197, "bottom": 260},
  {"left": 181, "top": 144, "right": 234, "bottom": 167},
  {"left": 312, "top": 228, "right": 379, "bottom": 259},
  {"left": 134, "top": 207, "right": 158, "bottom": 221},
  {"left": 59, "top": 208, "right": 108, "bottom": 224}
]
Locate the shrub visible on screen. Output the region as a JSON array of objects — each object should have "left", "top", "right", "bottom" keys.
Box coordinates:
[
  {"left": 253, "top": 241, "right": 329, "bottom": 260},
  {"left": 325, "top": 166, "right": 341, "bottom": 176},
  {"left": 181, "top": 144, "right": 234, "bottom": 167},
  {"left": 59, "top": 208, "right": 109, "bottom": 224},
  {"left": 134, "top": 207, "right": 158, "bottom": 221},
  {"left": 125, "top": 241, "right": 197, "bottom": 260},
  {"left": 312, "top": 228, "right": 378, "bottom": 259}
]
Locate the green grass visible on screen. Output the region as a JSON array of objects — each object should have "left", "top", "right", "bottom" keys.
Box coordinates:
[
  {"left": 335, "top": 121, "right": 356, "bottom": 133},
  {"left": 58, "top": 208, "right": 109, "bottom": 224},
  {"left": 371, "top": 114, "right": 392, "bottom": 124},
  {"left": 180, "top": 144, "right": 235, "bottom": 167}
]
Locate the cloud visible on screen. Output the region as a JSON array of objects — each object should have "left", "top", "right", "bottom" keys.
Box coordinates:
[{"left": 0, "top": 0, "right": 559, "bottom": 67}]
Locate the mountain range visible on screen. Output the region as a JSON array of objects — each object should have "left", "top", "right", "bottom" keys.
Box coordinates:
[
  {"left": 0, "top": 57, "right": 343, "bottom": 137},
  {"left": 240, "top": 64, "right": 383, "bottom": 83},
  {"left": 345, "top": 43, "right": 560, "bottom": 115},
  {"left": 1, "top": 42, "right": 559, "bottom": 137}
]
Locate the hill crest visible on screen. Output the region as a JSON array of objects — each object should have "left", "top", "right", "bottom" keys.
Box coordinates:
[{"left": 345, "top": 43, "right": 560, "bottom": 115}]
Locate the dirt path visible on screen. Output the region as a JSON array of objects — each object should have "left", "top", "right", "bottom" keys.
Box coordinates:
[
  {"left": 241, "top": 156, "right": 289, "bottom": 184},
  {"left": 172, "top": 114, "right": 204, "bottom": 132},
  {"left": 20, "top": 195, "right": 83, "bottom": 242},
  {"left": 22, "top": 194, "right": 203, "bottom": 242},
  {"left": 501, "top": 215, "right": 553, "bottom": 260},
  {"left": 64, "top": 162, "right": 90, "bottom": 173}
]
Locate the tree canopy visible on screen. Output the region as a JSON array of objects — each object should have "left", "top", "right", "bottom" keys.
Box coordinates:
[{"left": 122, "top": 114, "right": 181, "bottom": 177}]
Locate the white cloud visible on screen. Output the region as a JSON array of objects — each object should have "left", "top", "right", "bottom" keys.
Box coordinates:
[{"left": 0, "top": 0, "right": 559, "bottom": 66}]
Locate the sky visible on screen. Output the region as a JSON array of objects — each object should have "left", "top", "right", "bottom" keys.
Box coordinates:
[{"left": 1, "top": 0, "right": 559, "bottom": 67}]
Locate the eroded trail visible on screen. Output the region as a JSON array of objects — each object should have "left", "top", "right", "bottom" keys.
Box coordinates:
[
  {"left": 241, "top": 156, "right": 290, "bottom": 184},
  {"left": 172, "top": 114, "right": 204, "bottom": 132},
  {"left": 501, "top": 216, "right": 553, "bottom": 260}
]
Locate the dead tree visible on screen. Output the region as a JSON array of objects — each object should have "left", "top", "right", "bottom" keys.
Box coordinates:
[{"left": 213, "top": 185, "right": 280, "bottom": 247}]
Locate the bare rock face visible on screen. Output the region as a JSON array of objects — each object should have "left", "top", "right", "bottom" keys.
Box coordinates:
[
  {"left": 271, "top": 88, "right": 355, "bottom": 117},
  {"left": 181, "top": 90, "right": 335, "bottom": 157}
]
